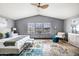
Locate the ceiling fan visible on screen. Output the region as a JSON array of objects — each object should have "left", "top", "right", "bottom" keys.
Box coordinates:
[{"left": 31, "top": 3, "right": 49, "bottom": 9}]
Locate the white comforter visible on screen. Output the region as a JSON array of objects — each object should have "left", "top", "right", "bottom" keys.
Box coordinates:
[
  {"left": 0, "top": 35, "right": 30, "bottom": 48},
  {"left": 0, "top": 35, "right": 30, "bottom": 54}
]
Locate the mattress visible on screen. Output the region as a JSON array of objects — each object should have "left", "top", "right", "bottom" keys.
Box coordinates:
[{"left": 0, "top": 35, "right": 30, "bottom": 54}]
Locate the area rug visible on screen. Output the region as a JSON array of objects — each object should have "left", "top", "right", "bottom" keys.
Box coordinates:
[
  {"left": 20, "top": 40, "right": 77, "bottom": 56},
  {"left": 32, "top": 40, "right": 69, "bottom": 56}
]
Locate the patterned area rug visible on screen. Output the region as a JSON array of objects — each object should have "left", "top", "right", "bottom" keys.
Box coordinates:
[{"left": 20, "top": 40, "right": 79, "bottom": 56}]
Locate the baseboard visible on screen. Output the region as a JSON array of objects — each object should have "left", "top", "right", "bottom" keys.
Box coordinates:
[{"left": 34, "top": 38, "right": 52, "bottom": 39}]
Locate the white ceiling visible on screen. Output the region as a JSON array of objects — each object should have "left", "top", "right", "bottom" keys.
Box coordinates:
[{"left": 0, "top": 3, "right": 79, "bottom": 20}]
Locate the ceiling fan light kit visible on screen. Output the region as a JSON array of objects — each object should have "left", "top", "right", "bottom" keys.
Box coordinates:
[{"left": 31, "top": 3, "right": 49, "bottom": 9}]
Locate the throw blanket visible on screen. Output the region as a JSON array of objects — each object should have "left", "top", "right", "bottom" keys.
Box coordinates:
[{"left": 4, "top": 36, "right": 25, "bottom": 46}]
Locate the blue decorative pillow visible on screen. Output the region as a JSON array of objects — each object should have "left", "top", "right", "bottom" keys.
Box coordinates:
[{"left": 5, "top": 32, "right": 10, "bottom": 38}]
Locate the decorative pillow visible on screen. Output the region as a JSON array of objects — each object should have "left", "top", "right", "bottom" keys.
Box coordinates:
[
  {"left": 0, "top": 32, "right": 3, "bottom": 39},
  {"left": 5, "top": 32, "right": 10, "bottom": 38}
]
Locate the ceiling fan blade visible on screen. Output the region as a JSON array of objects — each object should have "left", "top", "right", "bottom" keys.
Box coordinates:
[
  {"left": 40, "top": 5, "right": 48, "bottom": 9},
  {"left": 31, "top": 3, "right": 39, "bottom": 6}
]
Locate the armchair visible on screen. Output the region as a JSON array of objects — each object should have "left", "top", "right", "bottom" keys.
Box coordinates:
[{"left": 52, "top": 32, "right": 65, "bottom": 43}]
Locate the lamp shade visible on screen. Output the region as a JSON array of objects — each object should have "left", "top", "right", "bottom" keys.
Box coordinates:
[{"left": 13, "top": 28, "right": 16, "bottom": 30}]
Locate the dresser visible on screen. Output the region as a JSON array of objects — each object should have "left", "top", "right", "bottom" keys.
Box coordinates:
[{"left": 68, "top": 33, "right": 79, "bottom": 48}]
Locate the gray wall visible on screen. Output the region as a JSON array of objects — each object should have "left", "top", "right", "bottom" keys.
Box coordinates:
[
  {"left": 7, "top": 19, "right": 14, "bottom": 28},
  {"left": 0, "top": 17, "right": 14, "bottom": 33},
  {"left": 15, "top": 15, "right": 64, "bottom": 35}
]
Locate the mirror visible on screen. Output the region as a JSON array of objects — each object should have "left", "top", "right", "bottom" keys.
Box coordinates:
[{"left": 0, "top": 17, "right": 7, "bottom": 28}]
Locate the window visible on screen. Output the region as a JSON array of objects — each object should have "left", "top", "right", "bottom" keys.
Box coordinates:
[
  {"left": 76, "top": 24, "right": 79, "bottom": 32},
  {"left": 27, "top": 23, "right": 51, "bottom": 34}
]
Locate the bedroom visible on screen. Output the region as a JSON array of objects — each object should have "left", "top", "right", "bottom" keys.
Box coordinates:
[{"left": 0, "top": 3, "right": 79, "bottom": 56}]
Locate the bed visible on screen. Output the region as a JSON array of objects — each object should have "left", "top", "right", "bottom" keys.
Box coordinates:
[{"left": 0, "top": 35, "right": 33, "bottom": 55}]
